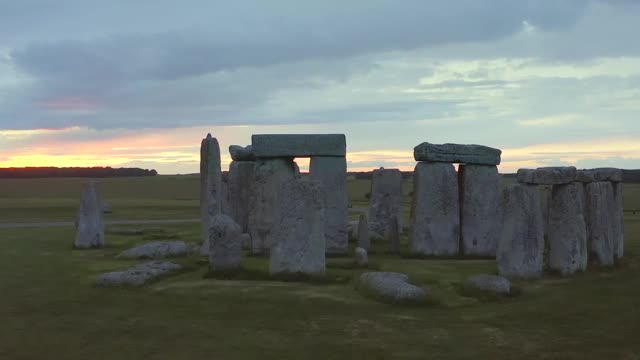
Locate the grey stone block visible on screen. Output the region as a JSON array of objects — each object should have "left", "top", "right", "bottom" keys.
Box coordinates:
[
  {"left": 517, "top": 167, "right": 577, "bottom": 185},
  {"left": 310, "top": 156, "right": 348, "bottom": 254},
  {"left": 576, "top": 168, "right": 623, "bottom": 183},
  {"left": 229, "top": 145, "right": 256, "bottom": 161},
  {"left": 358, "top": 272, "right": 427, "bottom": 303},
  {"left": 117, "top": 241, "right": 193, "bottom": 259},
  {"left": 413, "top": 142, "right": 501, "bottom": 165},
  {"left": 548, "top": 183, "right": 588, "bottom": 275},
  {"left": 96, "top": 262, "right": 182, "bottom": 287},
  {"left": 252, "top": 134, "right": 346, "bottom": 157},
  {"left": 74, "top": 181, "right": 105, "bottom": 249}
]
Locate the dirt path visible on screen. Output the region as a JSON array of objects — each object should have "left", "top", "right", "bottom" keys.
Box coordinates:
[{"left": 0, "top": 218, "right": 200, "bottom": 229}]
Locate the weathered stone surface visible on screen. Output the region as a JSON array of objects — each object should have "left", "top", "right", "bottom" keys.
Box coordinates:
[
  {"left": 576, "top": 168, "right": 623, "bottom": 183},
  {"left": 409, "top": 162, "right": 460, "bottom": 256},
  {"left": 209, "top": 214, "right": 243, "bottom": 272},
  {"left": 200, "top": 134, "right": 222, "bottom": 254},
  {"left": 355, "top": 247, "right": 368, "bottom": 267},
  {"left": 517, "top": 167, "right": 577, "bottom": 185},
  {"left": 221, "top": 172, "right": 229, "bottom": 215},
  {"left": 497, "top": 183, "right": 544, "bottom": 278},
  {"left": 549, "top": 183, "right": 588, "bottom": 275},
  {"left": 368, "top": 168, "right": 403, "bottom": 236},
  {"left": 238, "top": 233, "right": 252, "bottom": 250},
  {"left": 464, "top": 274, "right": 511, "bottom": 295},
  {"left": 252, "top": 134, "right": 346, "bottom": 158},
  {"left": 310, "top": 156, "right": 348, "bottom": 254},
  {"left": 613, "top": 182, "right": 625, "bottom": 260},
  {"left": 386, "top": 215, "right": 400, "bottom": 254},
  {"left": 357, "top": 214, "right": 370, "bottom": 251},
  {"left": 459, "top": 164, "right": 501, "bottom": 257},
  {"left": 117, "top": 241, "right": 193, "bottom": 259},
  {"left": 229, "top": 145, "right": 256, "bottom": 161},
  {"left": 96, "top": 262, "right": 182, "bottom": 287},
  {"left": 539, "top": 186, "right": 552, "bottom": 237},
  {"left": 74, "top": 181, "right": 105, "bottom": 249},
  {"left": 270, "top": 179, "right": 326, "bottom": 275},
  {"left": 585, "top": 182, "right": 616, "bottom": 266},
  {"left": 358, "top": 272, "right": 427, "bottom": 303},
  {"left": 347, "top": 220, "right": 359, "bottom": 241},
  {"left": 248, "top": 158, "right": 296, "bottom": 254},
  {"left": 413, "top": 142, "right": 501, "bottom": 165},
  {"left": 227, "top": 161, "right": 255, "bottom": 233}
]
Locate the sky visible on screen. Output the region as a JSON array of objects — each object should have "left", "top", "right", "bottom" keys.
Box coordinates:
[{"left": 1, "top": 0, "right": 640, "bottom": 174}]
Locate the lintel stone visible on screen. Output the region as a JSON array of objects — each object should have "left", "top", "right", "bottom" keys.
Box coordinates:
[
  {"left": 252, "top": 134, "right": 346, "bottom": 158},
  {"left": 517, "top": 167, "right": 577, "bottom": 185},
  {"left": 413, "top": 142, "right": 501, "bottom": 165}
]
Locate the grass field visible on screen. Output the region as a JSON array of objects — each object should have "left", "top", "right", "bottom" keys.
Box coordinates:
[{"left": 1, "top": 176, "right": 639, "bottom": 359}]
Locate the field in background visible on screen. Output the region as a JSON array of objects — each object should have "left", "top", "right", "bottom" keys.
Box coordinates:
[{"left": 1, "top": 176, "right": 639, "bottom": 359}]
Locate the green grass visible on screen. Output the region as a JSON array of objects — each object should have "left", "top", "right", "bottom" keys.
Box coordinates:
[{"left": 1, "top": 176, "right": 640, "bottom": 359}]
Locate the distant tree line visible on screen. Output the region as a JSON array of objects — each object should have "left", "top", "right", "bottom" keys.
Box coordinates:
[{"left": 0, "top": 167, "right": 158, "bottom": 178}]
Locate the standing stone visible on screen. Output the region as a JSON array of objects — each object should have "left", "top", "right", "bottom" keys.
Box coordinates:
[
  {"left": 539, "top": 186, "right": 552, "bottom": 237},
  {"left": 310, "top": 156, "right": 348, "bottom": 254},
  {"left": 368, "top": 168, "right": 403, "bottom": 236},
  {"left": 613, "top": 182, "right": 625, "bottom": 260},
  {"left": 249, "top": 158, "right": 296, "bottom": 254},
  {"left": 497, "top": 183, "right": 544, "bottom": 278},
  {"left": 200, "top": 134, "right": 222, "bottom": 255},
  {"left": 386, "top": 215, "right": 400, "bottom": 254},
  {"left": 585, "top": 182, "right": 615, "bottom": 266},
  {"left": 458, "top": 164, "right": 501, "bottom": 257},
  {"left": 409, "top": 162, "right": 460, "bottom": 256},
  {"left": 227, "top": 161, "right": 255, "bottom": 233},
  {"left": 221, "top": 172, "right": 230, "bottom": 215},
  {"left": 270, "top": 179, "right": 325, "bottom": 275},
  {"left": 209, "top": 214, "right": 243, "bottom": 273},
  {"left": 229, "top": 145, "right": 256, "bottom": 161},
  {"left": 74, "top": 181, "right": 105, "bottom": 248},
  {"left": 548, "top": 182, "right": 588, "bottom": 275},
  {"left": 357, "top": 214, "right": 370, "bottom": 251}
]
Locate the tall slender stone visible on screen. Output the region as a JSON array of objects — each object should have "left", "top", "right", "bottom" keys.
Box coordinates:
[
  {"left": 227, "top": 161, "right": 255, "bottom": 233},
  {"left": 248, "top": 158, "right": 296, "bottom": 254},
  {"left": 585, "top": 182, "right": 615, "bottom": 266},
  {"left": 458, "top": 164, "right": 501, "bottom": 257},
  {"left": 310, "top": 156, "right": 348, "bottom": 254},
  {"left": 209, "top": 214, "right": 243, "bottom": 273},
  {"left": 270, "top": 179, "right": 325, "bottom": 275},
  {"left": 409, "top": 162, "right": 460, "bottom": 256},
  {"left": 74, "top": 181, "right": 105, "bottom": 249},
  {"left": 200, "top": 134, "right": 222, "bottom": 255},
  {"left": 357, "top": 214, "right": 370, "bottom": 251},
  {"left": 548, "top": 182, "right": 588, "bottom": 275},
  {"left": 613, "top": 182, "right": 625, "bottom": 260},
  {"left": 497, "top": 183, "right": 544, "bottom": 278},
  {"left": 387, "top": 215, "right": 400, "bottom": 254},
  {"left": 368, "top": 168, "right": 403, "bottom": 236}
]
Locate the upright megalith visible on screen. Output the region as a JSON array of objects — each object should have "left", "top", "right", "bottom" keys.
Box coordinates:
[
  {"left": 585, "top": 182, "right": 616, "bottom": 266},
  {"left": 310, "top": 156, "right": 348, "bottom": 254},
  {"left": 227, "top": 160, "right": 255, "bottom": 233},
  {"left": 368, "top": 168, "right": 403, "bottom": 236},
  {"left": 270, "top": 179, "right": 325, "bottom": 275},
  {"left": 458, "top": 164, "right": 501, "bottom": 257},
  {"left": 229, "top": 145, "right": 256, "bottom": 161},
  {"left": 248, "top": 158, "right": 297, "bottom": 254},
  {"left": 386, "top": 215, "right": 400, "bottom": 254},
  {"left": 357, "top": 213, "right": 370, "bottom": 251},
  {"left": 200, "top": 134, "right": 222, "bottom": 254},
  {"left": 497, "top": 183, "right": 544, "bottom": 278},
  {"left": 209, "top": 214, "right": 243, "bottom": 273},
  {"left": 409, "top": 162, "right": 460, "bottom": 256},
  {"left": 548, "top": 182, "right": 588, "bottom": 275},
  {"left": 74, "top": 181, "right": 105, "bottom": 249},
  {"left": 613, "top": 182, "right": 625, "bottom": 260}
]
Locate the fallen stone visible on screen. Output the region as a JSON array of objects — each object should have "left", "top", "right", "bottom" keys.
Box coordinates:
[
  {"left": 585, "top": 182, "right": 616, "bottom": 266},
  {"left": 252, "top": 134, "right": 346, "bottom": 157},
  {"left": 368, "top": 168, "right": 403, "bottom": 236},
  {"left": 497, "top": 183, "right": 544, "bottom": 278},
  {"left": 357, "top": 214, "right": 370, "bottom": 251},
  {"left": 517, "top": 167, "right": 577, "bottom": 185},
  {"left": 229, "top": 144, "right": 256, "bottom": 161},
  {"left": 613, "top": 182, "right": 625, "bottom": 260},
  {"left": 310, "top": 156, "right": 348, "bottom": 254},
  {"left": 117, "top": 241, "right": 193, "bottom": 259},
  {"left": 386, "top": 215, "right": 400, "bottom": 254},
  {"left": 96, "top": 262, "right": 182, "bottom": 287},
  {"left": 270, "top": 179, "right": 326, "bottom": 275},
  {"left": 409, "top": 162, "right": 460, "bottom": 256},
  {"left": 227, "top": 161, "right": 255, "bottom": 233},
  {"left": 413, "top": 142, "right": 501, "bottom": 165},
  {"left": 248, "top": 158, "right": 297, "bottom": 254},
  {"left": 200, "top": 133, "right": 223, "bottom": 254},
  {"left": 576, "top": 168, "right": 623, "bottom": 183},
  {"left": 74, "top": 181, "right": 105, "bottom": 249},
  {"left": 209, "top": 214, "right": 243, "bottom": 273},
  {"left": 463, "top": 274, "right": 511, "bottom": 295},
  {"left": 369, "top": 231, "right": 384, "bottom": 243},
  {"left": 347, "top": 220, "right": 359, "bottom": 241},
  {"left": 459, "top": 164, "right": 502, "bottom": 257},
  {"left": 355, "top": 247, "right": 368, "bottom": 267},
  {"left": 358, "top": 272, "right": 427, "bottom": 303},
  {"left": 548, "top": 182, "right": 588, "bottom": 275}
]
